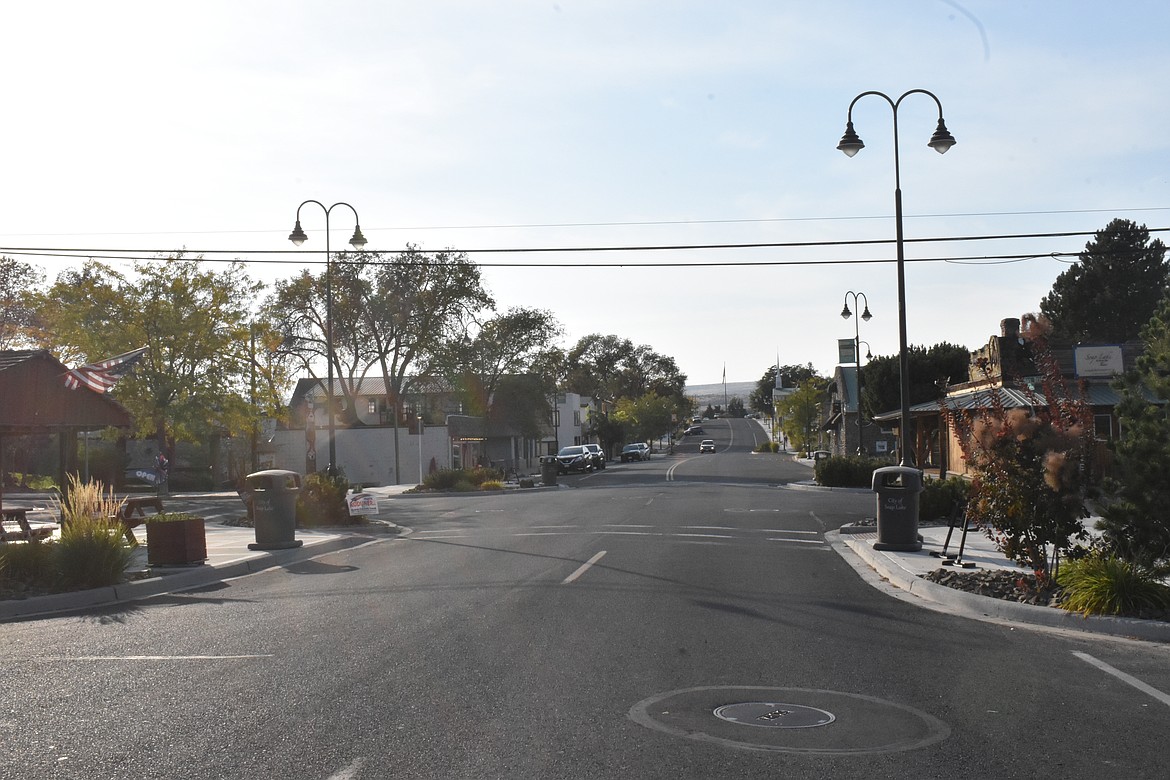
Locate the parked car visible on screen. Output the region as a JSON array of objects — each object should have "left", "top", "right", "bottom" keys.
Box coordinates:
[
  {"left": 583, "top": 443, "right": 606, "bottom": 470},
  {"left": 556, "top": 445, "right": 593, "bottom": 474},
  {"left": 699, "top": 439, "right": 716, "bottom": 453},
  {"left": 620, "top": 443, "right": 649, "bottom": 462},
  {"left": 684, "top": 426, "right": 705, "bottom": 436}
]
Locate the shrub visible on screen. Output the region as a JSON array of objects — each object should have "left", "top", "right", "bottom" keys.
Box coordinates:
[
  {"left": 0, "top": 539, "right": 56, "bottom": 590},
  {"left": 466, "top": 466, "right": 504, "bottom": 485},
  {"left": 754, "top": 442, "right": 780, "bottom": 453},
  {"left": 1057, "top": 553, "right": 1170, "bottom": 617},
  {"left": 920, "top": 476, "right": 971, "bottom": 522},
  {"left": 51, "top": 476, "right": 132, "bottom": 589},
  {"left": 815, "top": 455, "right": 883, "bottom": 488},
  {"left": 423, "top": 467, "right": 503, "bottom": 491},
  {"left": 479, "top": 480, "right": 505, "bottom": 491},
  {"left": 54, "top": 514, "right": 134, "bottom": 589},
  {"left": 296, "top": 470, "right": 352, "bottom": 527},
  {"left": 423, "top": 469, "right": 466, "bottom": 491}
]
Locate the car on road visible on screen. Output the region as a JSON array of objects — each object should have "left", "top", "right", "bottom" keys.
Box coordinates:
[
  {"left": 583, "top": 443, "right": 606, "bottom": 470},
  {"left": 683, "top": 426, "right": 704, "bottom": 436},
  {"left": 620, "top": 443, "right": 650, "bottom": 462},
  {"left": 699, "top": 439, "right": 716, "bottom": 453},
  {"left": 555, "top": 445, "right": 593, "bottom": 474}
]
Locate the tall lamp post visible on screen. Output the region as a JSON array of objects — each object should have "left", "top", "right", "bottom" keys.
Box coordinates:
[
  {"left": 840, "top": 291, "right": 872, "bottom": 455},
  {"left": 288, "top": 200, "right": 367, "bottom": 477},
  {"left": 837, "top": 90, "right": 955, "bottom": 466}
]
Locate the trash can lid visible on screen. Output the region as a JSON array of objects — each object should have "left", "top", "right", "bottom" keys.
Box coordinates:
[
  {"left": 871, "top": 465, "right": 924, "bottom": 491},
  {"left": 244, "top": 469, "right": 301, "bottom": 490}
]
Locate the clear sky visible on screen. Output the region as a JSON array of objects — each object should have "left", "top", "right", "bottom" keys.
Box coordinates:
[{"left": 3, "top": 1, "right": 1168, "bottom": 386}]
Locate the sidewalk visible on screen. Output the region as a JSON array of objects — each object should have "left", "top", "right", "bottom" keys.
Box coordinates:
[{"left": 0, "top": 485, "right": 413, "bottom": 621}]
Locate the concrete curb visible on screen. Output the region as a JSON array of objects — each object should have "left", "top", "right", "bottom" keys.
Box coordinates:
[
  {"left": 0, "top": 535, "right": 371, "bottom": 622},
  {"left": 388, "top": 484, "right": 563, "bottom": 499},
  {"left": 826, "top": 530, "right": 1170, "bottom": 644}
]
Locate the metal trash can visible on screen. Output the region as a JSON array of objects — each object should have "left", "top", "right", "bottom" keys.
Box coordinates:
[
  {"left": 871, "top": 465, "right": 923, "bottom": 552},
  {"left": 245, "top": 469, "right": 305, "bottom": 551},
  {"left": 540, "top": 456, "right": 558, "bottom": 486}
]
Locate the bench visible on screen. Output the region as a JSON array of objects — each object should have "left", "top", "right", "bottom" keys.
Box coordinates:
[
  {"left": 1, "top": 508, "right": 57, "bottom": 543},
  {"left": 113, "top": 496, "right": 165, "bottom": 545}
]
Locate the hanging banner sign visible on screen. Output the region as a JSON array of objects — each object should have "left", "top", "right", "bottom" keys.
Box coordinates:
[{"left": 838, "top": 339, "right": 857, "bottom": 364}]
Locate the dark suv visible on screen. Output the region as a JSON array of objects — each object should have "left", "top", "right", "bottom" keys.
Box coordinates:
[{"left": 555, "top": 445, "right": 593, "bottom": 474}]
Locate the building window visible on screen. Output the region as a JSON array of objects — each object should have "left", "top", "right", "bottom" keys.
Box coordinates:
[
  {"left": 368, "top": 399, "right": 377, "bottom": 415},
  {"left": 573, "top": 411, "right": 581, "bottom": 426},
  {"left": 1094, "top": 414, "right": 1114, "bottom": 441}
]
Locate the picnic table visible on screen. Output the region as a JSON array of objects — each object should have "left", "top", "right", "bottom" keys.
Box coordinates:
[
  {"left": 113, "top": 496, "right": 165, "bottom": 545},
  {"left": 0, "top": 507, "right": 57, "bottom": 543}
]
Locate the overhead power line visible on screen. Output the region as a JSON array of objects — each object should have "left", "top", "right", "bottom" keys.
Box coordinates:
[{"left": 0, "top": 227, "right": 1163, "bottom": 268}]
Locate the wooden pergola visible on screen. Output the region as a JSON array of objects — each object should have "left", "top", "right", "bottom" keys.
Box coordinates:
[{"left": 0, "top": 350, "right": 132, "bottom": 505}]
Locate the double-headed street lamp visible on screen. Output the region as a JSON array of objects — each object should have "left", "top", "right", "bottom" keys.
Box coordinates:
[
  {"left": 288, "top": 200, "right": 368, "bottom": 477},
  {"left": 837, "top": 89, "right": 955, "bottom": 466},
  {"left": 841, "top": 290, "right": 872, "bottom": 455}
]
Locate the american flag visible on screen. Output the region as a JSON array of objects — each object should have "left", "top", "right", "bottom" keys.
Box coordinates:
[{"left": 63, "top": 347, "right": 148, "bottom": 392}]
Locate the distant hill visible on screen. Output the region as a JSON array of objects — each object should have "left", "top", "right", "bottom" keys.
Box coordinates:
[{"left": 685, "top": 381, "right": 757, "bottom": 411}]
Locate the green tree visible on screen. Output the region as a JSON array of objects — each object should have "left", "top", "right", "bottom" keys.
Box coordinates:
[
  {"left": 0, "top": 256, "right": 45, "bottom": 350},
  {"left": 1040, "top": 219, "right": 1169, "bottom": 344},
  {"left": 727, "top": 397, "right": 745, "bottom": 418},
  {"left": 438, "top": 306, "right": 563, "bottom": 419},
  {"left": 861, "top": 343, "right": 970, "bottom": 417},
  {"left": 265, "top": 246, "right": 492, "bottom": 482},
  {"left": 1099, "top": 291, "right": 1170, "bottom": 568},
  {"left": 563, "top": 334, "right": 687, "bottom": 406},
  {"left": 777, "top": 378, "right": 824, "bottom": 455},
  {"left": 614, "top": 393, "right": 676, "bottom": 444},
  {"left": 39, "top": 256, "right": 267, "bottom": 452},
  {"left": 749, "top": 363, "right": 818, "bottom": 416}
]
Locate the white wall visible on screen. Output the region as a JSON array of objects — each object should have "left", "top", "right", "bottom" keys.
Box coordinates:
[{"left": 267, "top": 425, "right": 450, "bottom": 486}]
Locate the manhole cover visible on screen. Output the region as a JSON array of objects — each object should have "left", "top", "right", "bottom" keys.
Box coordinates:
[
  {"left": 629, "top": 685, "right": 950, "bottom": 755},
  {"left": 714, "top": 702, "right": 835, "bottom": 729}
]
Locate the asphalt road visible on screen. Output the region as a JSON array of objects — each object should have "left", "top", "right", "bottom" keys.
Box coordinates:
[{"left": 3, "top": 418, "right": 1169, "bottom": 778}]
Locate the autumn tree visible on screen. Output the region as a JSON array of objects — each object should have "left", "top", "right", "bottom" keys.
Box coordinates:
[
  {"left": 1040, "top": 219, "right": 1169, "bottom": 344},
  {"left": 946, "top": 316, "right": 1092, "bottom": 576}
]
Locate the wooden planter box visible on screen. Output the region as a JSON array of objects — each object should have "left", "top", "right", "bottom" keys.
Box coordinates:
[{"left": 145, "top": 517, "right": 207, "bottom": 566}]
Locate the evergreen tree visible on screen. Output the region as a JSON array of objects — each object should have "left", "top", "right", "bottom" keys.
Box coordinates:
[
  {"left": 1040, "top": 219, "right": 1169, "bottom": 344},
  {"left": 1099, "top": 291, "right": 1170, "bottom": 568}
]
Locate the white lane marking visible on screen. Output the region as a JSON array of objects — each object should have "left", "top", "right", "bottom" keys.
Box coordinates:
[
  {"left": 562, "top": 551, "right": 607, "bottom": 584},
  {"left": 600, "top": 531, "right": 661, "bottom": 536},
  {"left": 532, "top": 525, "right": 579, "bottom": 529},
  {"left": 46, "top": 655, "right": 273, "bottom": 661},
  {"left": 682, "top": 525, "right": 735, "bottom": 530},
  {"left": 759, "top": 529, "right": 819, "bottom": 535},
  {"left": 604, "top": 524, "right": 654, "bottom": 528},
  {"left": 675, "top": 533, "right": 735, "bottom": 539},
  {"left": 326, "top": 758, "right": 365, "bottom": 780},
  {"left": 1074, "top": 652, "right": 1170, "bottom": 708},
  {"left": 766, "top": 538, "right": 825, "bottom": 545}
]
